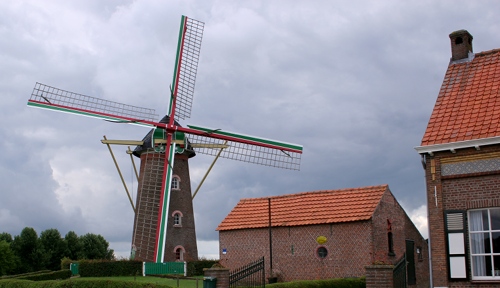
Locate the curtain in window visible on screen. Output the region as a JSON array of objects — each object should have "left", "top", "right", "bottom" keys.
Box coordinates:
[{"left": 470, "top": 210, "right": 487, "bottom": 276}]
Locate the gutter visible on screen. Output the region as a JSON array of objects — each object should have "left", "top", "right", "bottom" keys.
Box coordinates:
[{"left": 414, "top": 136, "right": 500, "bottom": 155}]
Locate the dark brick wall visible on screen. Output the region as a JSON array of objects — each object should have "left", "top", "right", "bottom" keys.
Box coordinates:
[
  {"left": 365, "top": 265, "right": 393, "bottom": 288},
  {"left": 424, "top": 144, "right": 500, "bottom": 287},
  {"left": 131, "top": 150, "right": 198, "bottom": 262},
  {"left": 219, "top": 189, "right": 428, "bottom": 284},
  {"left": 371, "top": 190, "right": 429, "bottom": 287}
]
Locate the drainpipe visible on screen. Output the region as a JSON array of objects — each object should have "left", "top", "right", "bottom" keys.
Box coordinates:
[
  {"left": 268, "top": 198, "right": 273, "bottom": 277},
  {"left": 421, "top": 154, "right": 433, "bottom": 288}
]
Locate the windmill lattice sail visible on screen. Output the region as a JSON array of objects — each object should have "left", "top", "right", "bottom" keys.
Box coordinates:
[
  {"left": 185, "top": 126, "right": 302, "bottom": 171},
  {"left": 28, "top": 82, "right": 159, "bottom": 126},
  {"left": 170, "top": 17, "right": 204, "bottom": 122}
]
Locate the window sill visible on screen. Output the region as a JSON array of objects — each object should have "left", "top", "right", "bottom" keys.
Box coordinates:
[
  {"left": 471, "top": 280, "right": 500, "bottom": 284},
  {"left": 174, "top": 225, "right": 182, "bottom": 228}
]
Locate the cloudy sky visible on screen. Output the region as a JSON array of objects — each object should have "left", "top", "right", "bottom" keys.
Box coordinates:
[{"left": 2, "top": 1, "right": 500, "bottom": 259}]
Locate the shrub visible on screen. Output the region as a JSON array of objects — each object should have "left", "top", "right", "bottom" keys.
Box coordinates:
[
  {"left": 16, "top": 270, "right": 72, "bottom": 281},
  {"left": 0, "top": 270, "right": 51, "bottom": 279},
  {"left": 78, "top": 259, "right": 142, "bottom": 277},
  {"left": 0, "top": 279, "right": 174, "bottom": 288},
  {"left": 269, "top": 277, "right": 366, "bottom": 288},
  {"left": 60, "top": 257, "right": 76, "bottom": 270},
  {"left": 186, "top": 259, "right": 219, "bottom": 276}
]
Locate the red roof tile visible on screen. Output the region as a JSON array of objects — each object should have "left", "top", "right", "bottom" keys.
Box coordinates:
[
  {"left": 421, "top": 48, "right": 500, "bottom": 146},
  {"left": 216, "top": 185, "right": 388, "bottom": 231}
]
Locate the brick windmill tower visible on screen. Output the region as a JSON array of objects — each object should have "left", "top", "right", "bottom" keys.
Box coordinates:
[
  {"left": 27, "top": 15, "right": 303, "bottom": 263},
  {"left": 131, "top": 115, "right": 199, "bottom": 262}
]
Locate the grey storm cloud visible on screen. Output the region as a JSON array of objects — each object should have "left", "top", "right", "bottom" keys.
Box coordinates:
[{"left": 1, "top": 0, "right": 500, "bottom": 258}]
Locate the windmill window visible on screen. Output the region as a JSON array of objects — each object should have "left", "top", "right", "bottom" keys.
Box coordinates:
[
  {"left": 171, "top": 176, "right": 180, "bottom": 190},
  {"left": 174, "top": 246, "right": 185, "bottom": 261},
  {"left": 172, "top": 210, "right": 183, "bottom": 227}
]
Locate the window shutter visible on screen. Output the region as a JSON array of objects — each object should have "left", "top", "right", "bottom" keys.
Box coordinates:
[{"left": 445, "top": 211, "right": 467, "bottom": 279}]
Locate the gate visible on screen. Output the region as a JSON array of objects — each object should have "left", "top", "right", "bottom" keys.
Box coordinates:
[
  {"left": 393, "top": 253, "right": 407, "bottom": 288},
  {"left": 229, "top": 257, "right": 265, "bottom": 288},
  {"left": 143, "top": 262, "right": 186, "bottom": 276}
]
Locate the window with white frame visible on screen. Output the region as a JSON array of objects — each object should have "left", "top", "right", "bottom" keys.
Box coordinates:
[
  {"left": 171, "top": 176, "right": 180, "bottom": 190},
  {"left": 469, "top": 208, "right": 500, "bottom": 279},
  {"left": 173, "top": 213, "right": 182, "bottom": 226}
]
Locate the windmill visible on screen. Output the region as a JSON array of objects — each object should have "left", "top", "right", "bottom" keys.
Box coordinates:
[{"left": 27, "top": 15, "right": 303, "bottom": 263}]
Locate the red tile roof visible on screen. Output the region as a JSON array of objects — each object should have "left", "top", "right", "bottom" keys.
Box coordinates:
[
  {"left": 216, "top": 185, "right": 388, "bottom": 231},
  {"left": 421, "top": 48, "right": 500, "bottom": 146}
]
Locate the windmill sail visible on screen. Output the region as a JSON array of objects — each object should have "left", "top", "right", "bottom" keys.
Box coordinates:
[
  {"left": 169, "top": 16, "right": 204, "bottom": 121},
  {"left": 185, "top": 125, "right": 302, "bottom": 170},
  {"left": 28, "top": 82, "right": 158, "bottom": 127}
]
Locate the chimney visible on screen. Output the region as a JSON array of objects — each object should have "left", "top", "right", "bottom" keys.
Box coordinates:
[{"left": 449, "top": 30, "right": 473, "bottom": 61}]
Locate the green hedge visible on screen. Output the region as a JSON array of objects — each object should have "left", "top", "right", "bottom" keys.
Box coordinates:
[
  {"left": 78, "top": 260, "right": 142, "bottom": 277},
  {"left": 60, "top": 258, "right": 76, "bottom": 270},
  {"left": 269, "top": 277, "right": 366, "bottom": 288},
  {"left": 186, "top": 259, "right": 219, "bottom": 276},
  {"left": 16, "top": 270, "right": 72, "bottom": 281},
  {"left": 0, "top": 279, "right": 173, "bottom": 288},
  {"left": 0, "top": 271, "right": 52, "bottom": 279}
]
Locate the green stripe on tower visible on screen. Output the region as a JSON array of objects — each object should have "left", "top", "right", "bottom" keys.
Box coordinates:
[{"left": 155, "top": 142, "right": 176, "bottom": 262}]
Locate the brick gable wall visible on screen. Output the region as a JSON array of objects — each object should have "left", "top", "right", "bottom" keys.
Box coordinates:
[{"left": 424, "top": 144, "right": 500, "bottom": 287}]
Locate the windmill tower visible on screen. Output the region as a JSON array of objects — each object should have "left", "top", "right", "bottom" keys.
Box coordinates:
[
  {"left": 131, "top": 116, "right": 198, "bottom": 262},
  {"left": 27, "top": 15, "right": 303, "bottom": 263}
]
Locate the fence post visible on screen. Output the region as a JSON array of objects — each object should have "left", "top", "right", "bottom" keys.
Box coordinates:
[
  {"left": 184, "top": 261, "right": 187, "bottom": 276},
  {"left": 204, "top": 267, "right": 230, "bottom": 288},
  {"left": 365, "top": 264, "right": 394, "bottom": 288},
  {"left": 142, "top": 262, "right": 146, "bottom": 277}
]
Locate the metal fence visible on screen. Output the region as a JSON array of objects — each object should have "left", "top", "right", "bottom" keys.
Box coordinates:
[{"left": 229, "top": 257, "right": 265, "bottom": 288}]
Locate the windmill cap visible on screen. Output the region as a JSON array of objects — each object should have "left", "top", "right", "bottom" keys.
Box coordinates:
[{"left": 132, "top": 115, "right": 196, "bottom": 158}]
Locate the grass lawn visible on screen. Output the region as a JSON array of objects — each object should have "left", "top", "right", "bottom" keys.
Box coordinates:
[{"left": 71, "top": 276, "right": 205, "bottom": 288}]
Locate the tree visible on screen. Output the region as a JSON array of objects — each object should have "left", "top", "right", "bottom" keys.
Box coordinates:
[
  {"left": 0, "top": 240, "right": 17, "bottom": 276},
  {"left": 78, "top": 233, "right": 114, "bottom": 260},
  {"left": 10, "top": 227, "right": 47, "bottom": 273},
  {"left": 39, "top": 228, "right": 67, "bottom": 271},
  {"left": 64, "top": 231, "right": 81, "bottom": 260},
  {"left": 0, "top": 233, "right": 13, "bottom": 243}
]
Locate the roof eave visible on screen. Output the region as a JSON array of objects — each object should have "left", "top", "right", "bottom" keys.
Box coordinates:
[{"left": 415, "top": 136, "right": 500, "bottom": 155}]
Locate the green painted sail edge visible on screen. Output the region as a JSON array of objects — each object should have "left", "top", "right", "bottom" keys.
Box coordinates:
[
  {"left": 187, "top": 124, "right": 303, "bottom": 152},
  {"left": 28, "top": 101, "right": 154, "bottom": 128},
  {"left": 168, "top": 15, "right": 187, "bottom": 116}
]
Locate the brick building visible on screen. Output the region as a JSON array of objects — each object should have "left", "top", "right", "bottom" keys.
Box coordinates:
[
  {"left": 416, "top": 30, "right": 500, "bottom": 286},
  {"left": 217, "top": 185, "right": 429, "bottom": 285}
]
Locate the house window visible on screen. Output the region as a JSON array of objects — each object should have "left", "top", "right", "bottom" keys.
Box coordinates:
[
  {"left": 171, "top": 176, "right": 180, "bottom": 190},
  {"left": 316, "top": 246, "right": 328, "bottom": 259},
  {"left": 469, "top": 208, "right": 500, "bottom": 279}
]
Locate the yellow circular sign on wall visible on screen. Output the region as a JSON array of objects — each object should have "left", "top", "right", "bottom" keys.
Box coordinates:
[{"left": 316, "top": 236, "right": 327, "bottom": 244}]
